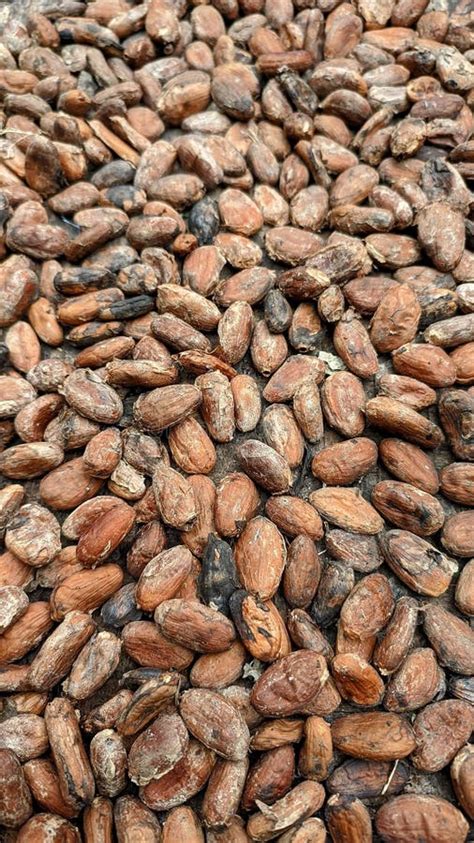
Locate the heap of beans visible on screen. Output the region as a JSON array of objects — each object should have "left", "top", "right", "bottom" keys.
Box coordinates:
[{"left": 0, "top": 0, "right": 473, "bottom": 840}]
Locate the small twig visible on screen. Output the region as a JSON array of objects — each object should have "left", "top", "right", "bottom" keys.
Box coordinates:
[
  {"left": 60, "top": 216, "right": 82, "bottom": 231},
  {"left": 0, "top": 128, "right": 45, "bottom": 138},
  {"left": 381, "top": 759, "right": 399, "bottom": 796}
]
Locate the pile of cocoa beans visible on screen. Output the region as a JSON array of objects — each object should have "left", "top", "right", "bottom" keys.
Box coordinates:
[{"left": 0, "top": 0, "right": 474, "bottom": 840}]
